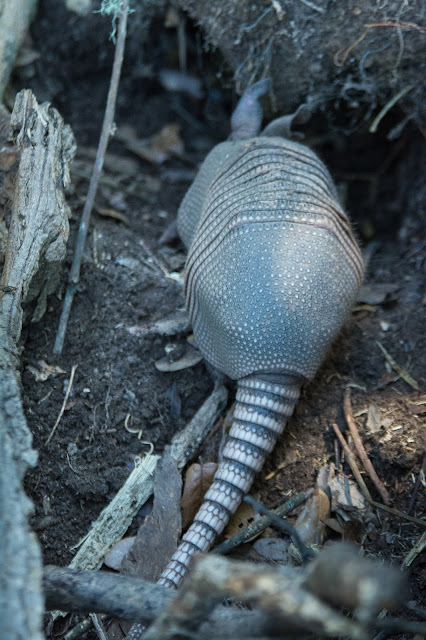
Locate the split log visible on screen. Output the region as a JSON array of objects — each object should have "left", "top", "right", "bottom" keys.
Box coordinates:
[{"left": 0, "top": 89, "right": 75, "bottom": 640}]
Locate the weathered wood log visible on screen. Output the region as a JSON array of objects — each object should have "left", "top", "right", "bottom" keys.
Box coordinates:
[
  {"left": 1, "top": 89, "right": 75, "bottom": 346},
  {"left": 0, "top": 89, "right": 75, "bottom": 640}
]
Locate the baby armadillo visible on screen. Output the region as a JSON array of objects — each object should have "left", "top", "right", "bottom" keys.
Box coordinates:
[{"left": 147, "top": 80, "right": 362, "bottom": 599}]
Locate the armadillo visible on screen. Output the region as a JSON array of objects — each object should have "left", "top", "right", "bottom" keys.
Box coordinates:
[{"left": 126, "top": 80, "right": 363, "bottom": 636}]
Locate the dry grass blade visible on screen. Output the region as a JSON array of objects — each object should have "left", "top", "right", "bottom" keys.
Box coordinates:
[
  {"left": 46, "top": 364, "right": 78, "bottom": 444},
  {"left": 376, "top": 341, "right": 420, "bottom": 390}
]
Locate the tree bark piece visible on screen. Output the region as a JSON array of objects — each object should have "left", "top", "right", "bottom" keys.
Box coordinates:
[
  {"left": 0, "top": 90, "right": 76, "bottom": 640},
  {"left": 1, "top": 89, "right": 76, "bottom": 346}
]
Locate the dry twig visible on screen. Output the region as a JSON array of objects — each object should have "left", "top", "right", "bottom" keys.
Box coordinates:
[
  {"left": 54, "top": 0, "right": 130, "bottom": 354},
  {"left": 244, "top": 494, "right": 315, "bottom": 563},
  {"left": 343, "top": 388, "right": 390, "bottom": 504},
  {"left": 89, "top": 613, "right": 108, "bottom": 640},
  {"left": 369, "top": 86, "right": 413, "bottom": 133},
  {"left": 213, "top": 491, "right": 310, "bottom": 555},
  {"left": 408, "top": 453, "right": 426, "bottom": 515},
  {"left": 331, "top": 422, "right": 373, "bottom": 502}
]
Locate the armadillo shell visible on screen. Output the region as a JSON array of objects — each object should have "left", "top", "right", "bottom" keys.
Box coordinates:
[{"left": 177, "top": 137, "right": 364, "bottom": 382}]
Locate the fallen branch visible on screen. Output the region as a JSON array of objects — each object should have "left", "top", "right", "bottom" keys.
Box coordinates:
[
  {"left": 376, "top": 341, "right": 420, "bottom": 391},
  {"left": 44, "top": 566, "right": 174, "bottom": 623},
  {"left": 44, "top": 545, "right": 409, "bottom": 639},
  {"left": 44, "top": 565, "right": 270, "bottom": 638},
  {"left": 143, "top": 553, "right": 370, "bottom": 640},
  {"left": 243, "top": 494, "right": 315, "bottom": 563},
  {"left": 0, "top": 90, "right": 76, "bottom": 640}
]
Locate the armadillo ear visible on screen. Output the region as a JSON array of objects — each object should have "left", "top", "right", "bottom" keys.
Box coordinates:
[
  {"left": 229, "top": 78, "right": 272, "bottom": 140},
  {"left": 261, "top": 103, "right": 311, "bottom": 139}
]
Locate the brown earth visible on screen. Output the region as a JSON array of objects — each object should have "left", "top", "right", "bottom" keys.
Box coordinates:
[{"left": 11, "top": 1, "right": 426, "bottom": 637}]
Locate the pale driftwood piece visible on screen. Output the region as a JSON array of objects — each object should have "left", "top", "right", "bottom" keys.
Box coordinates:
[
  {"left": 0, "top": 0, "right": 37, "bottom": 102},
  {"left": 1, "top": 90, "right": 76, "bottom": 346},
  {"left": 51, "top": 384, "right": 227, "bottom": 621},
  {"left": 0, "top": 90, "right": 76, "bottom": 640},
  {"left": 169, "top": 383, "right": 228, "bottom": 465},
  {"left": 68, "top": 454, "right": 160, "bottom": 574}
]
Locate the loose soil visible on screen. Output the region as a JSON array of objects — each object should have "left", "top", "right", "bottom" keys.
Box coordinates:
[{"left": 15, "top": 4, "right": 426, "bottom": 638}]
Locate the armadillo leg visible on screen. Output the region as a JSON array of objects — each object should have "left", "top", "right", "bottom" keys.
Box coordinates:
[
  {"left": 158, "top": 372, "right": 302, "bottom": 589},
  {"left": 230, "top": 78, "right": 271, "bottom": 140}
]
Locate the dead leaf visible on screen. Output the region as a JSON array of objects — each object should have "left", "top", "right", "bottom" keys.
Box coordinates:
[
  {"left": 159, "top": 69, "right": 204, "bottom": 99},
  {"left": 328, "top": 474, "right": 368, "bottom": 513},
  {"left": 357, "top": 283, "right": 399, "bottom": 305},
  {"left": 155, "top": 346, "right": 203, "bottom": 372},
  {"left": 366, "top": 404, "right": 381, "bottom": 433},
  {"left": 117, "top": 123, "right": 184, "bottom": 165},
  {"left": 225, "top": 500, "right": 257, "bottom": 539},
  {"left": 27, "top": 360, "right": 66, "bottom": 382},
  {"left": 180, "top": 462, "right": 217, "bottom": 529},
  {"left": 293, "top": 489, "right": 331, "bottom": 546}
]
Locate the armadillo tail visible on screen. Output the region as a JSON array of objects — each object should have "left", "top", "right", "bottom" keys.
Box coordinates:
[{"left": 158, "top": 372, "right": 302, "bottom": 589}]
